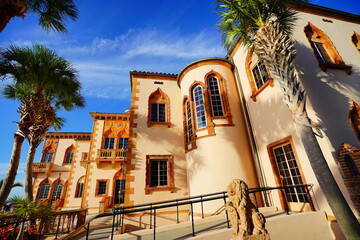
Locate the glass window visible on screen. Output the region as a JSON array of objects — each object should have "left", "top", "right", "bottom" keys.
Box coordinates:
[
  {"left": 310, "top": 41, "right": 332, "bottom": 63},
  {"left": 252, "top": 61, "right": 270, "bottom": 89},
  {"left": 97, "top": 181, "right": 107, "bottom": 195},
  {"left": 51, "top": 180, "right": 63, "bottom": 200},
  {"left": 193, "top": 86, "right": 207, "bottom": 129},
  {"left": 42, "top": 152, "right": 54, "bottom": 163},
  {"left": 37, "top": 180, "right": 50, "bottom": 199},
  {"left": 64, "top": 152, "right": 74, "bottom": 164},
  {"left": 118, "top": 138, "right": 128, "bottom": 149},
  {"left": 273, "top": 144, "right": 308, "bottom": 203},
  {"left": 150, "top": 103, "right": 166, "bottom": 122},
  {"left": 208, "top": 77, "right": 224, "bottom": 117},
  {"left": 75, "top": 177, "right": 85, "bottom": 198},
  {"left": 186, "top": 100, "right": 194, "bottom": 142},
  {"left": 150, "top": 160, "right": 168, "bottom": 187},
  {"left": 104, "top": 137, "right": 115, "bottom": 149}
]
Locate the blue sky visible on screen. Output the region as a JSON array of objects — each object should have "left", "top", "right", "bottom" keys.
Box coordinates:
[{"left": 0, "top": 0, "right": 359, "bottom": 198}]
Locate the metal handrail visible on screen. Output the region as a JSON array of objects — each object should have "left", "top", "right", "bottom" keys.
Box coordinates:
[{"left": 62, "top": 184, "right": 314, "bottom": 240}]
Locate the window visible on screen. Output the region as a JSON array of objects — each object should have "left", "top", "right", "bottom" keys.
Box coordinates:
[
  {"left": 96, "top": 180, "right": 108, "bottom": 195},
  {"left": 42, "top": 152, "right": 54, "bottom": 163},
  {"left": 75, "top": 176, "right": 85, "bottom": 198},
  {"left": 252, "top": 61, "right": 270, "bottom": 89},
  {"left": 64, "top": 145, "right": 75, "bottom": 164},
  {"left": 185, "top": 99, "right": 194, "bottom": 142},
  {"left": 304, "top": 22, "right": 351, "bottom": 74},
  {"left": 145, "top": 155, "right": 174, "bottom": 193},
  {"left": 350, "top": 101, "right": 360, "bottom": 141},
  {"left": 148, "top": 88, "right": 170, "bottom": 127},
  {"left": 272, "top": 143, "right": 308, "bottom": 203},
  {"left": 193, "top": 86, "right": 207, "bottom": 129},
  {"left": 118, "top": 138, "right": 128, "bottom": 149},
  {"left": 51, "top": 180, "right": 63, "bottom": 200},
  {"left": 208, "top": 76, "right": 224, "bottom": 117},
  {"left": 245, "top": 50, "right": 274, "bottom": 101},
  {"left": 351, "top": 32, "right": 360, "bottom": 53},
  {"left": 37, "top": 180, "right": 50, "bottom": 199},
  {"left": 345, "top": 155, "right": 360, "bottom": 176},
  {"left": 104, "top": 137, "right": 115, "bottom": 149},
  {"left": 151, "top": 103, "right": 166, "bottom": 122},
  {"left": 114, "top": 179, "right": 125, "bottom": 204}
]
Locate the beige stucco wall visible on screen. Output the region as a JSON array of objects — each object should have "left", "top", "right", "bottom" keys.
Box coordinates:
[
  {"left": 179, "top": 60, "right": 259, "bottom": 213},
  {"left": 231, "top": 9, "right": 360, "bottom": 218},
  {"left": 129, "top": 74, "right": 189, "bottom": 207}
]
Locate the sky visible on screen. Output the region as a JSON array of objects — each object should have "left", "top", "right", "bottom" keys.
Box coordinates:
[{"left": 0, "top": 0, "right": 359, "bottom": 198}]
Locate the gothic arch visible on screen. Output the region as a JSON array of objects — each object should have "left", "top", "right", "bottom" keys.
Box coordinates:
[{"left": 147, "top": 88, "right": 171, "bottom": 127}]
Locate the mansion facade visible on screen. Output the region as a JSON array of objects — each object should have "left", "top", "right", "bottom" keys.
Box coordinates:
[{"left": 31, "top": 3, "right": 360, "bottom": 239}]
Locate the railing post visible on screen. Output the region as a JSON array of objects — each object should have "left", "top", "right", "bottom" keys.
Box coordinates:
[
  {"left": 86, "top": 222, "right": 90, "bottom": 240},
  {"left": 280, "top": 187, "right": 290, "bottom": 215},
  {"left": 176, "top": 200, "right": 179, "bottom": 224},
  {"left": 200, "top": 196, "right": 204, "bottom": 219},
  {"left": 190, "top": 202, "right": 195, "bottom": 236},
  {"left": 153, "top": 208, "right": 156, "bottom": 240},
  {"left": 149, "top": 203, "right": 153, "bottom": 229},
  {"left": 223, "top": 192, "right": 230, "bottom": 228},
  {"left": 55, "top": 214, "right": 62, "bottom": 239},
  {"left": 111, "top": 211, "right": 116, "bottom": 240}
]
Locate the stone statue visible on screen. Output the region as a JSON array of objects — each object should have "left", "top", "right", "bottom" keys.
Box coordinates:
[{"left": 226, "top": 179, "right": 270, "bottom": 240}]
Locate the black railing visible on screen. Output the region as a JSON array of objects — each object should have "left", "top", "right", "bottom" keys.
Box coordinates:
[
  {"left": 60, "top": 184, "right": 314, "bottom": 240},
  {"left": 0, "top": 209, "right": 87, "bottom": 240}
]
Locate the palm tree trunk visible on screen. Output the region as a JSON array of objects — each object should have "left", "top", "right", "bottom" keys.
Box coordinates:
[
  {"left": 25, "top": 143, "right": 37, "bottom": 200},
  {"left": 0, "top": 133, "right": 25, "bottom": 207},
  {"left": 254, "top": 21, "right": 360, "bottom": 239}
]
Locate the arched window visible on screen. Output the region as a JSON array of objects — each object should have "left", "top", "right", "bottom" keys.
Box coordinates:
[
  {"left": 245, "top": 50, "right": 274, "bottom": 101},
  {"left": 352, "top": 31, "right": 360, "bottom": 53},
  {"left": 37, "top": 180, "right": 50, "bottom": 199},
  {"left": 304, "top": 22, "right": 351, "bottom": 74},
  {"left": 185, "top": 98, "right": 194, "bottom": 142},
  {"left": 208, "top": 76, "right": 224, "bottom": 117},
  {"left": 51, "top": 180, "right": 63, "bottom": 200},
  {"left": 350, "top": 101, "right": 360, "bottom": 141},
  {"left": 148, "top": 88, "right": 170, "bottom": 127},
  {"left": 193, "top": 86, "right": 207, "bottom": 129},
  {"left": 64, "top": 145, "right": 75, "bottom": 164},
  {"left": 75, "top": 176, "right": 85, "bottom": 198}
]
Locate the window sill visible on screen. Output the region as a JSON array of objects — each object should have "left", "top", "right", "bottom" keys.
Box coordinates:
[
  {"left": 319, "top": 62, "right": 352, "bottom": 75},
  {"left": 147, "top": 122, "right": 171, "bottom": 128},
  {"left": 250, "top": 78, "right": 274, "bottom": 102},
  {"left": 145, "top": 186, "right": 175, "bottom": 194}
]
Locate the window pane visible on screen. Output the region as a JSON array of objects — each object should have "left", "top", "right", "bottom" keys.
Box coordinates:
[
  {"left": 252, "top": 61, "right": 269, "bottom": 89},
  {"left": 150, "top": 160, "right": 168, "bottom": 187},
  {"left": 98, "top": 181, "right": 107, "bottom": 195},
  {"left": 118, "top": 138, "right": 129, "bottom": 149},
  {"left": 37, "top": 181, "right": 50, "bottom": 199},
  {"left": 104, "top": 138, "right": 115, "bottom": 149},
  {"left": 51, "top": 181, "right": 63, "bottom": 200},
  {"left": 65, "top": 152, "right": 74, "bottom": 163},
  {"left": 208, "top": 77, "right": 224, "bottom": 117},
  {"left": 311, "top": 41, "right": 332, "bottom": 63},
  {"left": 42, "top": 152, "right": 54, "bottom": 163},
  {"left": 194, "top": 86, "right": 207, "bottom": 129},
  {"left": 186, "top": 100, "right": 194, "bottom": 142}
]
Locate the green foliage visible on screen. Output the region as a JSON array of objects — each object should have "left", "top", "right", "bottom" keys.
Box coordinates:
[
  {"left": 216, "top": 0, "right": 308, "bottom": 49},
  {"left": 0, "top": 179, "right": 23, "bottom": 189},
  {"left": 27, "top": 0, "right": 78, "bottom": 33}
]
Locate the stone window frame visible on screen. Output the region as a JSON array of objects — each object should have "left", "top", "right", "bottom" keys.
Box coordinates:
[
  {"left": 145, "top": 155, "right": 175, "bottom": 194},
  {"left": 63, "top": 144, "right": 75, "bottom": 165},
  {"left": 147, "top": 88, "right": 171, "bottom": 127},
  {"left": 304, "top": 22, "right": 352, "bottom": 75}
]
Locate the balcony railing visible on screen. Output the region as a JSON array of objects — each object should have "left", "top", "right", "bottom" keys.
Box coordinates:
[
  {"left": 32, "top": 162, "right": 52, "bottom": 173},
  {"left": 96, "top": 149, "right": 128, "bottom": 167}
]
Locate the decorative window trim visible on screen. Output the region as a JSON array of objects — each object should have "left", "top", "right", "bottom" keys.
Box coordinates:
[
  {"left": 351, "top": 31, "right": 360, "bottom": 54},
  {"left": 95, "top": 179, "right": 109, "bottom": 197},
  {"left": 304, "top": 22, "right": 352, "bottom": 75},
  {"left": 183, "top": 97, "right": 197, "bottom": 152},
  {"left": 37, "top": 178, "right": 52, "bottom": 200},
  {"left": 147, "top": 88, "right": 171, "bottom": 127},
  {"left": 145, "top": 155, "right": 175, "bottom": 194},
  {"left": 63, "top": 145, "right": 75, "bottom": 165},
  {"left": 51, "top": 179, "right": 64, "bottom": 201},
  {"left": 75, "top": 176, "right": 85, "bottom": 198},
  {"left": 245, "top": 50, "right": 274, "bottom": 102},
  {"left": 205, "top": 71, "right": 233, "bottom": 125},
  {"left": 349, "top": 101, "right": 360, "bottom": 142},
  {"left": 189, "top": 81, "right": 215, "bottom": 136},
  {"left": 267, "top": 136, "right": 314, "bottom": 211}
]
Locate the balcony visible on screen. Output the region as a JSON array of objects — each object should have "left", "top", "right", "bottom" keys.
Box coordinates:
[
  {"left": 96, "top": 149, "right": 127, "bottom": 167},
  {"left": 32, "top": 162, "right": 52, "bottom": 173}
]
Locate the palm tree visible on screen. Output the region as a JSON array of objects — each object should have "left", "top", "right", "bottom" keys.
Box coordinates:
[
  {"left": 0, "top": 44, "right": 85, "bottom": 207},
  {"left": 24, "top": 116, "right": 65, "bottom": 200},
  {"left": 0, "top": 0, "right": 78, "bottom": 33},
  {"left": 216, "top": 0, "right": 360, "bottom": 239},
  {"left": 0, "top": 179, "right": 23, "bottom": 189}
]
